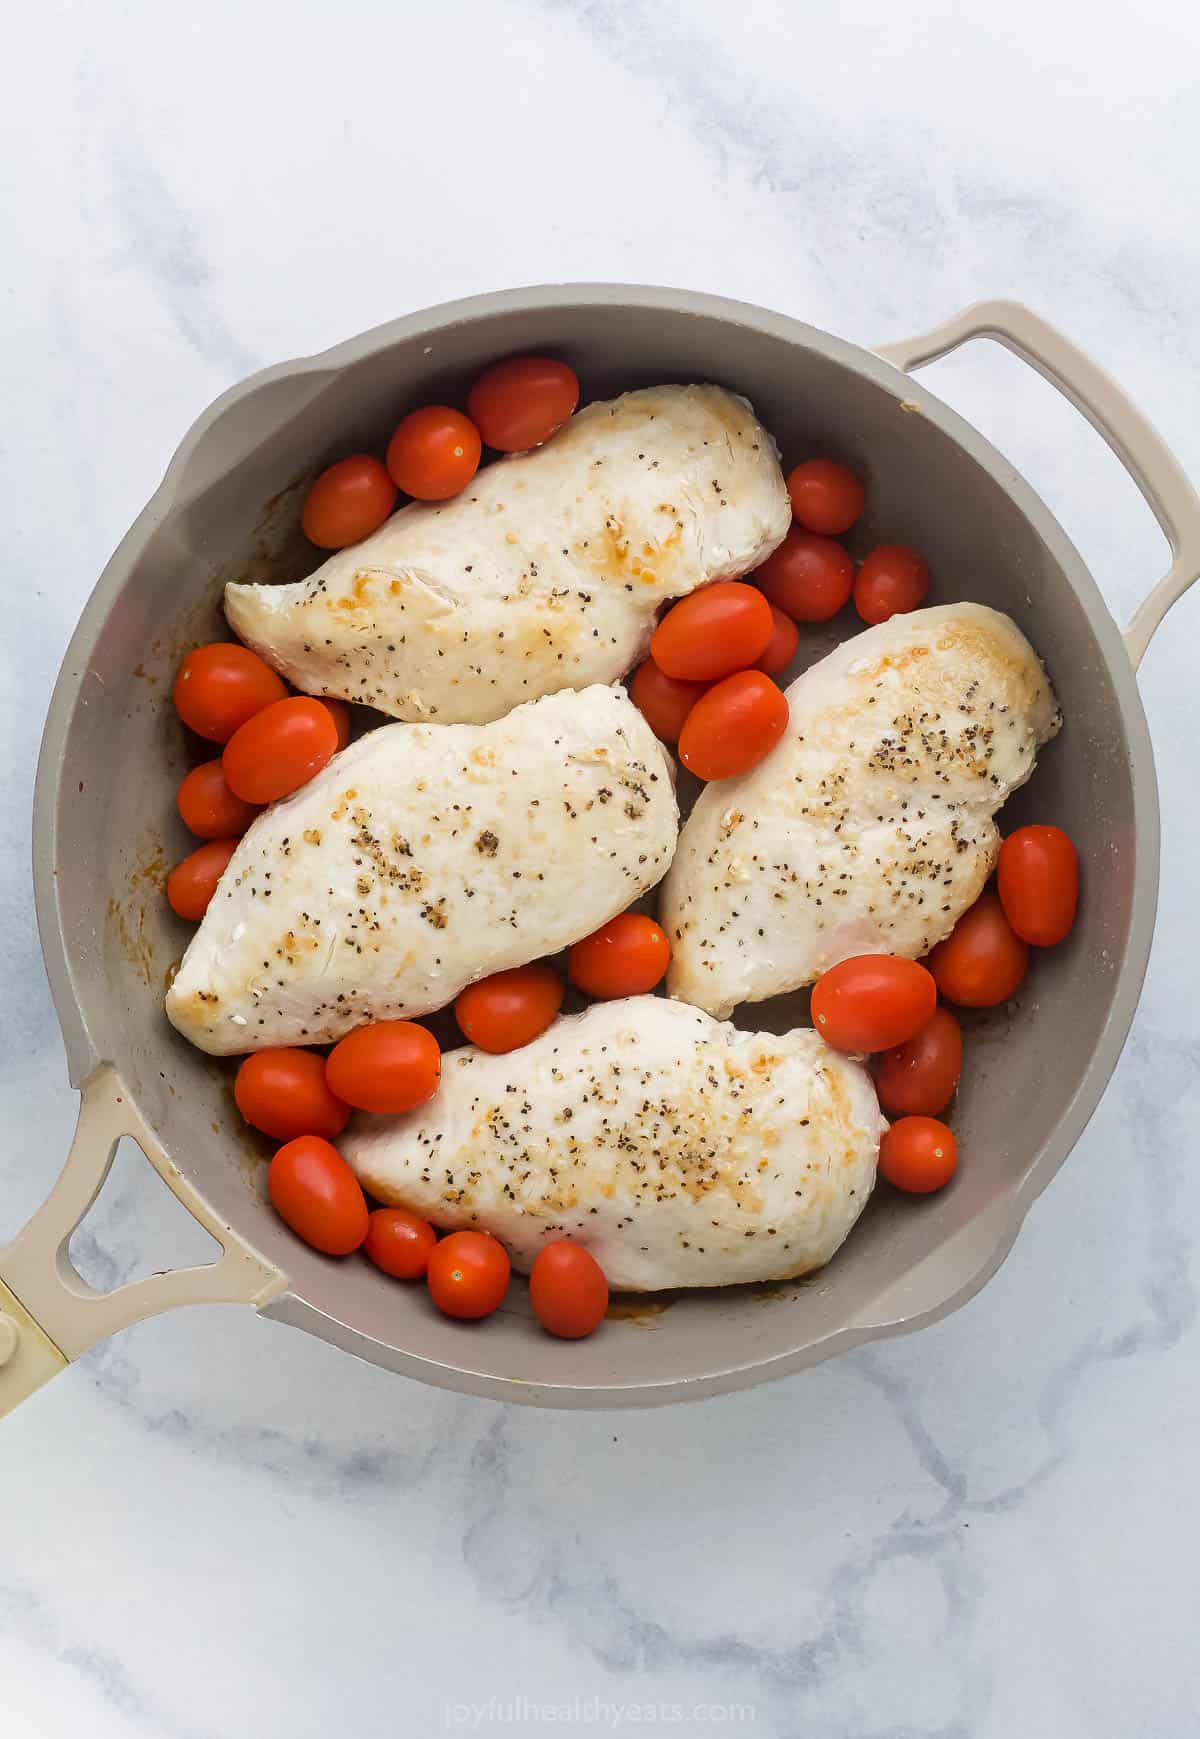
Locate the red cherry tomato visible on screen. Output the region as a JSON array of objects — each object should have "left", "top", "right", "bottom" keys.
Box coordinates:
[
  {"left": 325, "top": 1021, "right": 441, "bottom": 1113},
  {"left": 568, "top": 913, "right": 670, "bottom": 1000},
  {"left": 879, "top": 1116, "right": 958, "bottom": 1194},
  {"left": 628, "top": 660, "right": 709, "bottom": 744},
  {"left": 386, "top": 406, "right": 482, "bottom": 501},
  {"left": 854, "top": 544, "right": 929, "bottom": 625},
  {"left": 234, "top": 1048, "right": 350, "bottom": 1143},
  {"left": 467, "top": 356, "right": 579, "bottom": 452},
  {"left": 222, "top": 696, "right": 339, "bottom": 805},
  {"left": 786, "top": 459, "right": 865, "bottom": 536},
  {"left": 268, "top": 1135, "right": 368, "bottom": 1256},
  {"left": 301, "top": 455, "right": 396, "bottom": 549},
  {"left": 810, "top": 955, "right": 937, "bottom": 1054},
  {"left": 755, "top": 530, "right": 854, "bottom": 623},
  {"left": 529, "top": 1241, "right": 609, "bottom": 1339},
  {"left": 454, "top": 964, "right": 564, "bottom": 1053},
  {"left": 650, "top": 582, "right": 774, "bottom": 682},
  {"left": 364, "top": 1208, "right": 438, "bottom": 1280},
  {"left": 928, "top": 892, "right": 1029, "bottom": 1008},
  {"left": 176, "top": 759, "right": 261, "bottom": 840},
  {"left": 426, "top": 1230, "right": 510, "bottom": 1320},
  {"left": 874, "top": 1007, "right": 962, "bottom": 1117},
  {"left": 173, "top": 643, "right": 288, "bottom": 744},
  {"left": 317, "top": 697, "right": 351, "bottom": 751},
  {"left": 997, "top": 825, "right": 1079, "bottom": 946},
  {"left": 754, "top": 604, "right": 800, "bottom": 677},
  {"left": 677, "top": 670, "right": 789, "bottom": 781},
  {"left": 166, "top": 839, "right": 238, "bottom": 921}
]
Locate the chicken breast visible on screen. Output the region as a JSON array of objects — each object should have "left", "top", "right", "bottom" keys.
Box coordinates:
[
  {"left": 343, "top": 997, "right": 883, "bottom": 1290},
  {"left": 663, "top": 603, "right": 1061, "bottom": 1017},
  {"left": 166, "top": 686, "right": 677, "bottom": 1055},
  {"left": 225, "top": 385, "right": 790, "bottom": 726}
]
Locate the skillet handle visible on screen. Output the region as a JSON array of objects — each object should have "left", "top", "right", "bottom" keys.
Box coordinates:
[
  {"left": 878, "top": 300, "right": 1200, "bottom": 667},
  {"left": 0, "top": 1065, "right": 286, "bottom": 1418}
]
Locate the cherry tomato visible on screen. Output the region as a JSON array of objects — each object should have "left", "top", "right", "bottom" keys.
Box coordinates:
[
  {"left": 386, "top": 405, "right": 482, "bottom": 501},
  {"left": 879, "top": 1116, "right": 958, "bottom": 1194},
  {"left": 754, "top": 604, "right": 800, "bottom": 677},
  {"left": 364, "top": 1208, "right": 437, "bottom": 1280},
  {"left": 222, "top": 696, "right": 339, "bottom": 805},
  {"left": 426, "top": 1230, "right": 510, "bottom": 1320},
  {"left": 268, "top": 1135, "right": 368, "bottom": 1256},
  {"left": 301, "top": 455, "right": 396, "bottom": 549},
  {"left": 755, "top": 530, "right": 854, "bottom": 623},
  {"left": 325, "top": 1020, "right": 441, "bottom": 1113},
  {"left": 455, "top": 964, "right": 564, "bottom": 1054},
  {"left": 166, "top": 839, "right": 238, "bottom": 921},
  {"left": 928, "top": 892, "right": 1029, "bottom": 1007},
  {"left": 317, "top": 697, "right": 351, "bottom": 750},
  {"left": 234, "top": 1048, "right": 350, "bottom": 1143},
  {"left": 997, "top": 825, "right": 1079, "bottom": 946},
  {"left": 854, "top": 544, "right": 929, "bottom": 625},
  {"left": 176, "top": 760, "right": 261, "bottom": 840},
  {"left": 787, "top": 459, "right": 865, "bottom": 536},
  {"left": 810, "top": 955, "right": 937, "bottom": 1054},
  {"left": 568, "top": 912, "right": 670, "bottom": 1000},
  {"left": 677, "top": 670, "right": 788, "bottom": 781},
  {"left": 874, "top": 1007, "right": 962, "bottom": 1118},
  {"left": 467, "top": 356, "right": 579, "bottom": 452},
  {"left": 650, "top": 582, "right": 774, "bottom": 682},
  {"left": 628, "top": 660, "right": 709, "bottom": 744},
  {"left": 529, "top": 1241, "right": 609, "bottom": 1339},
  {"left": 173, "top": 643, "right": 288, "bottom": 744}
]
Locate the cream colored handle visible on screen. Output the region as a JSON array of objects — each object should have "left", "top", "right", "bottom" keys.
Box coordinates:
[
  {"left": 0, "top": 1065, "right": 286, "bottom": 1417},
  {"left": 878, "top": 299, "right": 1200, "bottom": 667}
]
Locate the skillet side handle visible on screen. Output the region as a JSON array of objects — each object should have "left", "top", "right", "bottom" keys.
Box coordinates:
[
  {"left": 878, "top": 300, "right": 1200, "bottom": 668},
  {"left": 0, "top": 1065, "right": 286, "bottom": 1418}
]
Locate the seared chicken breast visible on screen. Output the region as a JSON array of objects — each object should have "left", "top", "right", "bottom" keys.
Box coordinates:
[
  {"left": 663, "top": 604, "right": 1061, "bottom": 1017},
  {"left": 343, "top": 996, "right": 883, "bottom": 1290},
  {"left": 225, "top": 385, "right": 790, "bottom": 725},
  {"left": 166, "top": 686, "right": 676, "bottom": 1055}
]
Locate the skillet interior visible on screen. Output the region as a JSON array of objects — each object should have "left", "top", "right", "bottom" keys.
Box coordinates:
[{"left": 36, "top": 289, "right": 1154, "bottom": 1404}]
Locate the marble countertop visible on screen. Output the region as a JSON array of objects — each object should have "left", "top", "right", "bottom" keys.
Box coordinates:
[{"left": 3, "top": 2, "right": 1199, "bottom": 1733}]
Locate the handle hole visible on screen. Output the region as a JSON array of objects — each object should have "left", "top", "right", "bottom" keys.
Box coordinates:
[
  {"left": 913, "top": 338, "right": 1170, "bottom": 626},
  {"left": 66, "top": 1135, "right": 222, "bottom": 1293}
]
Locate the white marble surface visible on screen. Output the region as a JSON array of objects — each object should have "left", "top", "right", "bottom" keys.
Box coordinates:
[{"left": 2, "top": 1, "right": 1199, "bottom": 1733}]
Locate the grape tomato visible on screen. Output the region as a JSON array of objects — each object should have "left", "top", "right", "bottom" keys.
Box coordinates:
[
  {"left": 810, "top": 955, "right": 937, "bottom": 1054},
  {"left": 756, "top": 530, "right": 854, "bottom": 623},
  {"left": 997, "top": 825, "right": 1079, "bottom": 946},
  {"left": 222, "top": 697, "right": 339, "bottom": 805},
  {"left": 650, "top": 582, "right": 774, "bottom": 682},
  {"left": 629, "top": 659, "right": 709, "bottom": 743},
  {"left": 467, "top": 357, "right": 579, "bottom": 452},
  {"left": 301, "top": 455, "right": 396, "bottom": 549},
  {"left": 173, "top": 643, "right": 287, "bottom": 744},
  {"left": 426, "top": 1230, "right": 511, "bottom": 1319},
  {"left": 166, "top": 839, "right": 239, "bottom": 921},
  {"left": 325, "top": 1021, "right": 441, "bottom": 1114},
  {"left": 677, "top": 670, "right": 788, "bottom": 781},
  {"left": 568, "top": 913, "right": 670, "bottom": 1000},
  {"left": 268, "top": 1136, "right": 369, "bottom": 1256},
  {"left": 786, "top": 459, "right": 864, "bottom": 536}
]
